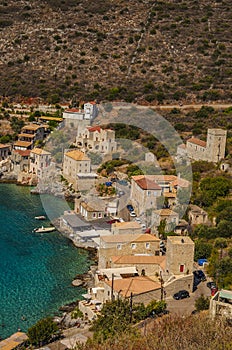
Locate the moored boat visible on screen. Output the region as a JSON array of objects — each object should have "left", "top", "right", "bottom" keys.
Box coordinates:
[
  {"left": 33, "top": 226, "right": 56, "bottom": 233},
  {"left": 35, "top": 215, "right": 46, "bottom": 220}
]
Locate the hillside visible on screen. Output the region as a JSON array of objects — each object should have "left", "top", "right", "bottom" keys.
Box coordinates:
[{"left": 0, "top": 0, "right": 231, "bottom": 104}]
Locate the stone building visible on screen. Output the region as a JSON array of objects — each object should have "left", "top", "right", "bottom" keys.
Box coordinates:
[
  {"left": 14, "top": 124, "right": 48, "bottom": 151},
  {"left": 165, "top": 236, "right": 194, "bottom": 276},
  {"left": 111, "top": 221, "right": 142, "bottom": 235},
  {"left": 130, "top": 175, "right": 162, "bottom": 215},
  {"left": 153, "top": 208, "right": 179, "bottom": 232},
  {"left": 177, "top": 128, "right": 227, "bottom": 163},
  {"left": 63, "top": 149, "right": 91, "bottom": 189},
  {"left": 29, "top": 148, "right": 51, "bottom": 179},
  {"left": 76, "top": 125, "right": 117, "bottom": 154},
  {"left": 188, "top": 204, "right": 208, "bottom": 225},
  {"left": 98, "top": 233, "right": 160, "bottom": 269}
]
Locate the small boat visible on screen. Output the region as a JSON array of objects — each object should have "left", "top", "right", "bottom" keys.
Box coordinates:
[
  {"left": 33, "top": 226, "right": 56, "bottom": 233},
  {"left": 35, "top": 215, "right": 46, "bottom": 220}
]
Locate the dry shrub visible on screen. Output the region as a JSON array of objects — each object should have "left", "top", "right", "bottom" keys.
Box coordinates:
[{"left": 76, "top": 313, "right": 232, "bottom": 350}]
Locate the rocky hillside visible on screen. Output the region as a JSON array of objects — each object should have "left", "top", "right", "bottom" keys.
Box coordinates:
[{"left": 0, "top": 0, "right": 231, "bottom": 104}]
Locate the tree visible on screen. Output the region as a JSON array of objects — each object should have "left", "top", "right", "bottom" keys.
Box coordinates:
[
  {"left": 214, "top": 238, "right": 228, "bottom": 259},
  {"left": 194, "top": 240, "right": 213, "bottom": 261},
  {"left": 27, "top": 317, "right": 59, "bottom": 346},
  {"left": 195, "top": 295, "right": 210, "bottom": 311}
]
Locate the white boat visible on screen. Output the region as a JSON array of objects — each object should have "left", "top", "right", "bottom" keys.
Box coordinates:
[
  {"left": 33, "top": 226, "right": 56, "bottom": 233},
  {"left": 35, "top": 215, "right": 46, "bottom": 220}
]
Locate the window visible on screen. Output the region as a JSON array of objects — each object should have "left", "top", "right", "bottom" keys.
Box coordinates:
[
  {"left": 147, "top": 191, "right": 151, "bottom": 196},
  {"left": 117, "top": 244, "right": 122, "bottom": 250},
  {"left": 145, "top": 242, "right": 150, "bottom": 249},
  {"left": 155, "top": 250, "right": 159, "bottom": 256},
  {"left": 92, "top": 213, "right": 96, "bottom": 218},
  {"left": 180, "top": 264, "right": 184, "bottom": 273},
  {"left": 131, "top": 243, "right": 136, "bottom": 249},
  {"left": 98, "top": 213, "right": 102, "bottom": 218}
]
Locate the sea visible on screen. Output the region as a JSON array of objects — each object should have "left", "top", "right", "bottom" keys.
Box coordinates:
[{"left": 0, "top": 184, "right": 91, "bottom": 340}]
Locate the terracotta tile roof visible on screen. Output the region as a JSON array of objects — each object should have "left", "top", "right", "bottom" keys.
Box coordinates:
[
  {"left": 22, "top": 124, "right": 42, "bottom": 131},
  {"left": 171, "top": 178, "right": 190, "bottom": 188},
  {"left": 65, "top": 108, "right": 81, "bottom": 113},
  {"left": 163, "top": 192, "right": 176, "bottom": 198},
  {"left": 154, "top": 209, "right": 179, "bottom": 216},
  {"left": 13, "top": 149, "right": 31, "bottom": 157},
  {"left": 132, "top": 174, "right": 177, "bottom": 183},
  {"left": 112, "top": 255, "right": 166, "bottom": 266},
  {"left": 18, "top": 133, "right": 35, "bottom": 138},
  {"left": 134, "top": 177, "right": 161, "bottom": 190},
  {"left": 14, "top": 140, "right": 32, "bottom": 148},
  {"left": 0, "top": 144, "right": 11, "bottom": 149},
  {"left": 112, "top": 221, "right": 141, "bottom": 229},
  {"left": 0, "top": 332, "right": 28, "bottom": 350},
  {"left": 101, "top": 233, "right": 159, "bottom": 243},
  {"left": 105, "top": 276, "right": 161, "bottom": 297},
  {"left": 65, "top": 149, "right": 89, "bottom": 161},
  {"left": 187, "top": 137, "right": 206, "bottom": 148},
  {"left": 87, "top": 126, "right": 101, "bottom": 133},
  {"left": 31, "top": 148, "right": 51, "bottom": 156}
]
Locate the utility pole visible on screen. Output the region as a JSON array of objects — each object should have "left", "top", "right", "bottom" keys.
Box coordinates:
[
  {"left": 129, "top": 292, "right": 133, "bottom": 323},
  {"left": 160, "top": 271, "right": 164, "bottom": 301},
  {"left": 111, "top": 273, "right": 114, "bottom": 302}
]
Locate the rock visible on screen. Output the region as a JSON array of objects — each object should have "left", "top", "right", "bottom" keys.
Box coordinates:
[
  {"left": 59, "top": 300, "right": 80, "bottom": 312},
  {"left": 72, "top": 279, "right": 83, "bottom": 287}
]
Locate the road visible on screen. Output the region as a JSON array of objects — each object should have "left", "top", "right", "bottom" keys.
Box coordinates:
[{"left": 166, "top": 280, "right": 211, "bottom": 316}]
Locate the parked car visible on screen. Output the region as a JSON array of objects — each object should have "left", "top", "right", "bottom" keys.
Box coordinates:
[
  {"left": 193, "top": 270, "right": 207, "bottom": 282},
  {"left": 211, "top": 286, "right": 218, "bottom": 296},
  {"left": 130, "top": 211, "right": 137, "bottom": 217},
  {"left": 135, "top": 217, "right": 141, "bottom": 223},
  {"left": 207, "top": 281, "right": 217, "bottom": 290},
  {"left": 106, "top": 219, "right": 120, "bottom": 224},
  {"left": 126, "top": 204, "right": 134, "bottom": 212},
  {"left": 173, "top": 290, "right": 190, "bottom": 300},
  {"left": 117, "top": 179, "right": 128, "bottom": 186}
]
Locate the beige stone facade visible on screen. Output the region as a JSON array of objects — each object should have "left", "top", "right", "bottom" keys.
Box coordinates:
[
  {"left": 29, "top": 148, "right": 51, "bottom": 178},
  {"left": 188, "top": 204, "right": 208, "bottom": 225},
  {"left": 63, "top": 149, "right": 91, "bottom": 189},
  {"left": 180, "top": 128, "right": 227, "bottom": 163},
  {"left": 76, "top": 125, "right": 117, "bottom": 154},
  {"left": 111, "top": 221, "right": 142, "bottom": 235},
  {"left": 165, "top": 236, "right": 194, "bottom": 276},
  {"left": 98, "top": 233, "right": 160, "bottom": 269}
]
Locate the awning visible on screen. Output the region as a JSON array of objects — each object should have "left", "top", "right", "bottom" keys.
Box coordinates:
[{"left": 98, "top": 267, "right": 138, "bottom": 279}]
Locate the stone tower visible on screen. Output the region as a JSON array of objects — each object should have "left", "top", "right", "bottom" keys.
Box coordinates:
[
  {"left": 206, "top": 129, "right": 227, "bottom": 163},
  {"left": 166, "top": 236, "right": 194, "bottom": 275}
]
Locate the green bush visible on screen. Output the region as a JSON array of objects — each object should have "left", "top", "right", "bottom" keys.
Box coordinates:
[{"left": 27, "top": 317, "right": 59, "bottom": 346}]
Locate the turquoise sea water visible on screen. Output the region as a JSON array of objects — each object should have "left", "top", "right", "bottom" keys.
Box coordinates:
[{"left": 0, "top": 184, "right": 91, "bottom": 340}]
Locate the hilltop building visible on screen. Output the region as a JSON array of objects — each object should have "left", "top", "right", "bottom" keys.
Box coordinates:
[
  {"left": 63, "top": 102, "right": 98, "bottom": 128},
  {"left": 76, "top": 125, "right": 117, "bottom": 154},
  {"left": 177, "top": 128, "right": 227, "bottom": 163}
]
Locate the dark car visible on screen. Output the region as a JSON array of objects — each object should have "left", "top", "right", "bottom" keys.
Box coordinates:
[
  {"left": 126, "top": 204, "right": 134, "bottom": 212},
  {"left": 173, "top": 290, "right": 190, "bottom": 300},
  {"left": 194, "top": 270, "right": 207, "bottom": 282},
  {"left": 207, "top": 281, "right": 217, "bottom": 290}
]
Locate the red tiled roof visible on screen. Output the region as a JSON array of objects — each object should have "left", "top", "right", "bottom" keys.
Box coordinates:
[
  {"left": 187, "top": 137, "right": 206, "bottom": 148},
  {"left": 134, "top": 177, "right": 161, "bottom": 190},
  {"left": 65, "top": 108, "right": 81, "bottom": 113},
  {"left": 87, "top": 126, "right": 101, "bottom": 132},
  {"left": 13, "top": 150, "right": 31, "bottom": 157}
]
